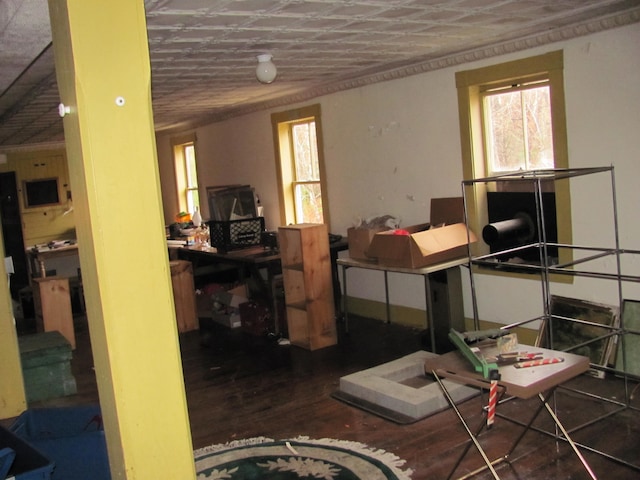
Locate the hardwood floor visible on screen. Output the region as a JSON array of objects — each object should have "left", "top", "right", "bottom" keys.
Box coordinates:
[{"left": 22, "top": 314, "right": 640, "bottom": 479}]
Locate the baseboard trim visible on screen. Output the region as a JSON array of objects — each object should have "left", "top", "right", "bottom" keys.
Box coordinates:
[{"left": 343, "top": 296, "right": 538, "bottom": 345}]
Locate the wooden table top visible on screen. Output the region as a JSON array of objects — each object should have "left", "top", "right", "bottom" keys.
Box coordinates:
[
  {"left": 337, "top": 255, "right": 468, "bottom": 275},
  {"left": 424, "top": 342, "right": 590, "bottom": 399},
  {"left": 27, "top": 242, "right": 78, "bottom": 259}
]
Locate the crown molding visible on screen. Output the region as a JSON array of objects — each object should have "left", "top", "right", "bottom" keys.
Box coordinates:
[{"left": 172, "top": 7, "right": 640, "bottom": 133}]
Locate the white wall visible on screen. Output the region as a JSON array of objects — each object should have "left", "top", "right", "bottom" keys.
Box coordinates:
[{"left": 156, "top": 23, "right": 640, "bottom": 325}]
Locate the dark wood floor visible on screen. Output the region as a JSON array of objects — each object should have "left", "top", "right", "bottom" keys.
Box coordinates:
[{"left": 22, "top": 314, "right": 640, "bottom": 479}]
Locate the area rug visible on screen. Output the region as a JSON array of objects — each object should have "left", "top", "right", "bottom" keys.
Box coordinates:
[{"left": 194, "top": 436, "right": 413, "bottom": 479}]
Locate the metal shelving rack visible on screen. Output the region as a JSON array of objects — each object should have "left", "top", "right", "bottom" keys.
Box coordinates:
[{"left": 461, "top": 166, "right": 640, "bottom": 473}]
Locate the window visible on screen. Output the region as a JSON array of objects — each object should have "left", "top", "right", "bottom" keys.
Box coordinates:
[
  {"left": 172, "top": 134, "right": 200, "bottom": 216},
  {"left": 456, "top": 51, "right": 572, "bottom": 267},
  {"left": 482, "top": 79, "right": 554, "bottom": 176},
  {"left": 272, "top": 104, "right": 330, "bottom": 225},
  {"left": 291, "top": 120, "right": 322, "bottom": 223}
]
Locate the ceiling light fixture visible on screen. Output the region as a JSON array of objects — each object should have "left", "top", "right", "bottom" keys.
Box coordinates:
[{"left": 256, "top": 54, "right": 277, "bottom": 84}]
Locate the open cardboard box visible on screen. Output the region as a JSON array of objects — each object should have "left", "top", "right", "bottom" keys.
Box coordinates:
[
  {"left": 366, "top": 197, "right": 477, "bottom": 269},
  {"left": 347, "top": 227, "right": 386, "bottom": 260},
  {"left": 213, "top": 284, "right": 248, "bottom": 328}
]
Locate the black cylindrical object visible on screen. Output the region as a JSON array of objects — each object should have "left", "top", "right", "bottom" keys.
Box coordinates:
[{"left": 482, "top": 213, "right": 534, "bottom": 245}]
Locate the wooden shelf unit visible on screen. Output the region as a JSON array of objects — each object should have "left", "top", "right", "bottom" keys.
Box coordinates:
[{"left": 279, "top": 224, "right": 337, "bottom": 350}]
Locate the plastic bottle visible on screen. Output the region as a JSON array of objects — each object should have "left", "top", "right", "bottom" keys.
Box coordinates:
[
  {"left": 192, "top": 207, "right": 202, "bottom": 227},
  {"left": 256, "top": 196, "right": 264, "bottom": 217}
]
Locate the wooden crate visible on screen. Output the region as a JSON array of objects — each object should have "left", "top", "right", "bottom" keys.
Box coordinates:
[{"left": 170, "top": 260, "right": 198, "bottom": 332}]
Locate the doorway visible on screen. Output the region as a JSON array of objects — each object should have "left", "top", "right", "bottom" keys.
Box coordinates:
[{"left": 0, "top": 171, "right": 29, "bottom": 298}]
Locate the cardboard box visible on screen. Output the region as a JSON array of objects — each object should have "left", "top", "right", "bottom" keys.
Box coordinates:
[
  {"left": 347, "top": 227, "right": 385, "bottom": 260},
  {"left": 366, "top": 197, "right": 475, "bottom": 269},
  {"left": 212, "top": 284, "right": 248, "bottom": 309},
  {"left": 212, "top": 312, "right": 242, "bottom": 329},
  {"left": 429, "top": 196, "right": 465, "bottom": 225},
  {"left": 197, "top": 283, "right": 248, "bottom": 329},
  {"left": 366, "top": 223, "right": 475, "bottom": 268}
]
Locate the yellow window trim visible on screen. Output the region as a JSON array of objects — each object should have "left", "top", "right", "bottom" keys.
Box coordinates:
[
  {"left": 271, "top": 104, "right": 331, "bottom": 226},
  {"left": 456, "top": 51, "right": 572, "bottom": 283}
]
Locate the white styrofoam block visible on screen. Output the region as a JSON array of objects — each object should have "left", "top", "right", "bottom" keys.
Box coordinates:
[{"left": 339, "top": 351, "right": 478, "bottom": 420}]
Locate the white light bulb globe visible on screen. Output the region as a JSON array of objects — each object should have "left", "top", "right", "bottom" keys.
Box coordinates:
[{"left": 256, "top": 54, "right": 277, "bottom": 84}]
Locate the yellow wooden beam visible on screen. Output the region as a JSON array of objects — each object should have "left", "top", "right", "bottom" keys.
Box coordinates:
[
  {"left": 0, "top": 229, "right": 27, "bottom": 419},
  {"left": 47, "top": 1, "right": 195, "bottom": 478}
]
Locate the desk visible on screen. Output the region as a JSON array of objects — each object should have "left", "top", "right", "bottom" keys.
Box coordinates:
[
  {"left": 174, "top": 240, "right": 348, "bottom": 331},
  {"left": 424, "top": 345, "right": 594, "bottom": 479},
  {"left": 176, "top": 245, "right": 282, "bottom": 315},
  {"left": 337, "top": 256, "right": 468, "bottom": 352}
]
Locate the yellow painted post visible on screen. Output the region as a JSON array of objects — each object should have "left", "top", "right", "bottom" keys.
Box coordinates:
[
  {"left": 0, "top": 229, "right": 27, "bottom": 419},
  {"left": 47, "top": 1, "right": 195, "bottom": 478}
]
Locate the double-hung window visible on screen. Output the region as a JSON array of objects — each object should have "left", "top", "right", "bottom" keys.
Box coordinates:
[
  {"left": 456, "top": 51, "right": 572, "bottom": 266},
  {"left": 482, "top": 77, "right": 555, "bottom": 176},
  {"left": 172, "top": 134, "right": 200, "bottom": 216},
  {"left": 272, "top": 104, "right": 330, "bottom": 225}
]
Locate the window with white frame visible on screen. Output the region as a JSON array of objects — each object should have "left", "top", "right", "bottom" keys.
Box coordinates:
[
  {"left": 482, "top": 78, "right": 555, "bottom": 176},
  {"left": 457, "top": 50, "right": 567, "bottom": 181}
]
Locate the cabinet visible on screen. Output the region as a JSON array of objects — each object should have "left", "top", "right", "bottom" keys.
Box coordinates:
[
  {"left": 169, "top": 260, "right": 198, "bottom": 333},
  {"left": 32, "top": 276, "right": 76, "bottom": 349},
  {"left": 279, "top": 224, "right": 337, "bottom": 350}
]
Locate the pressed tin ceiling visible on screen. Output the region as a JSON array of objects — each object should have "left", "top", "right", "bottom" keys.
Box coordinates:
[{"left": 1, "top": 0, "right": 639, "bottom": 148}]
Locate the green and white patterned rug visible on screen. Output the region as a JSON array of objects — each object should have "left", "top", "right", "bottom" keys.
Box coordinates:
[{"left": 194, "top": 436, "right": 413, "bottom": 479}]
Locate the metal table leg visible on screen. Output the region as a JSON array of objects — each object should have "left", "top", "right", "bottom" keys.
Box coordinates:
[
  {"left": 432, "top": 372, "right": 501, "bottom": 480},
  {"left": 433, "top": 374, "right": 598, "bottom": 480},
  {"left": 342, "top": 264, "right": 349, "bottom": 333},
  {"left": 383, "top": 270, "right": 391, "bottom": 323},
  {"left": 424, "top": 273, "right": 436, "bottom": 353}
]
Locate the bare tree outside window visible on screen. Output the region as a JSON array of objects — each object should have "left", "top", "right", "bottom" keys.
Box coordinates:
[
  {"left": 184, "top": 144, "right": 200, "bottom": 214},
  {"left": 272, "top": 104, "right": 329, "bottom": 226},
  {"left": 292, "top": 121, "right": 323, "bottom": 223},
  {"left": 173, "top": 137, "right": 200, "bottom": 217}
]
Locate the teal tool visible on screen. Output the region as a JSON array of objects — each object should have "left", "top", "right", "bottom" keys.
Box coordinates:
[{"left": 448, "top": 328, "right": 505, "bottom": 380}]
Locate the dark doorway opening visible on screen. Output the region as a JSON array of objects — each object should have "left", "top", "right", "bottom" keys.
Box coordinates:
[{"left": 0, "top": 171, "right": 29, "bottom": 298}]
